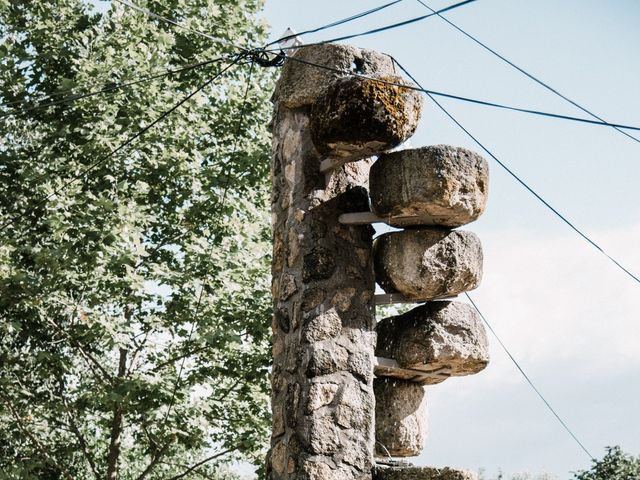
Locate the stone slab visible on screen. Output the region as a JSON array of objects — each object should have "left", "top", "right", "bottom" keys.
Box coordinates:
[
  {"left": 373, "top": 465, "right": 478, "bottom": 480},
  {"left": 374, "top": 229, "right": 482, "bottom": 301},
  {"left": 369, "top": 145, "right": 489, "bottom": 228},
  {"left": 376, "top": 302, "right": 489, "bottom": 378},
  {"left": 374, "top": 378, "right": 427, "bottom": 457},
  {"left": 310, "top": 74, "right": 423, "bottom": 161}
]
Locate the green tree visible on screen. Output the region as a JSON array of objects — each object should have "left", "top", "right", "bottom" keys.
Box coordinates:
[
  {"left": 573, "top": 446, "right": 640, "bottom": 480},
  {"left": 0, "top": 0, "right": 275, "bottom": 478}
]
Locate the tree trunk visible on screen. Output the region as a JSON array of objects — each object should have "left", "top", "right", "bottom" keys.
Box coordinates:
[{"left": 106, "top": 348, "right": 128, "bottom": 480}]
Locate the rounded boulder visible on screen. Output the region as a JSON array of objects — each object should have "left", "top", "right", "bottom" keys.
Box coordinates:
[
  {"left": 369, "top": 145, "right": 489, "bottom": 227},
  {"left": 374, "top": 228, "right": 482, "bottom": 301}
]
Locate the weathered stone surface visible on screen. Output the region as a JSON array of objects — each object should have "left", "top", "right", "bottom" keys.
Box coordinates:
[
  {"left": 376, "top": 302, "right": 489, "bottom": 377},
  {"left": 273, "top": 43, "right": 395, "bottom": 109},
  {"left": 369, "top": 145, "right": 489, "bottom": 227},
  {"left": 374, "top": 229, "right": 482, "bottom": 301},
  {"left": 374, "top": 378, "right": 427, "bottom": 457},
  {"left": 373, "top": 465, "right": 478, "bottom": 480},
  {"left": 310, "top": 75, "right": 423, "bottom": 161}
]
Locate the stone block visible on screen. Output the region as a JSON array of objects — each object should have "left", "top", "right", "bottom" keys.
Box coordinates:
[
  {"left": 310, "top": 75, "right": 423, "bottom": 161},
  {"left": 273, "top": 43, "right": 395, "bottom": 109},
  {"left": 374, "top": 378, "right": 427, "bottom": 457},
  {"left": 369, "top": 145, "right": 489, "bottom": 227},
  {"left": 376, "top": 302, "right": 489, "bottom": 377},
  {"left": 373, "top": 465, "right": 478, "bottom": 480},
  {"left": 374, "top": 229, "right": 482, "bottom": 301}
]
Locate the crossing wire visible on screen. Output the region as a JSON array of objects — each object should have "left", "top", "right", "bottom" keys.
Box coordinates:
[
  {"left": 0, "top": 55, "right": 245, "bottom": 234},
  {"left": 268, "top": 0, "right": 478, "bottom": 52},
  {"left": 276, "top": 54, "right": 640, "bottom": 132},
  {"left": 391, "top": 56, "right": 640, "bottom": 286},
  {"left": 272, "top": 52, "right": 640, "bottom": 287},
  {"left": 465, "top": 292, "right": 594, "bottom": 460},
  {"left": 159, "top": 56, "right": 257, "bottom": 438},
  {"left": 414, "top": 0, "right": 640, "bottom": 146},
  {"left": 113, "top": 0, "right": 239, "bottom": 48},
  {"left": 265, "top": 0, "right": 405, "bottom": 47},
  {"left": 0, "top": 56, "right": 232, "bottom": 118}
]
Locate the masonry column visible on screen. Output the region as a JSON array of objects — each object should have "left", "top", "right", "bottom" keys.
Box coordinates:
[{"left": 268, "top": 44, "right": 398, "bottom": 480}]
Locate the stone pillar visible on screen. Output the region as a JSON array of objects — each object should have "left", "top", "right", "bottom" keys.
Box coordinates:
[{"left": 268, "top": 44, "right": 412, "bottom": 480}]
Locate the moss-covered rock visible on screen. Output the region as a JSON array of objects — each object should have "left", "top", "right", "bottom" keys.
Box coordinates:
[{"left": 310, "top": 75, "right": 423, "bottom": 161}]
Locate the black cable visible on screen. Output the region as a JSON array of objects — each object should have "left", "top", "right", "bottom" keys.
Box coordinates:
[
  {"left": 159, "top": 58, "right": 256, "bottom": 431},
  {"left": 219, "top": 57, "right": 257, "bottom": 208},
  {"left": 114, "top": 0, "right": 239, "bottom": 48},
  {"left": 279, "top": 54, "right": 640, "bottom": 132},
  {"left": 423, "top": 89, "right": 640, "bottom": 132},
  {"left": 391, "top": 57, "right": 640, "bottom": 286},
  {"left": 268, "top": 0, "right": 478, "bottom": 52},
  {"left": 414, "top": 0, "right": 640, "bottom": 146},
  {"left": 0, "top": 56, "right": 231, "bottom": 118},
  {"left": 0, "top": 55, "right": 244, "bottom": 234},
  {"left": 265, "top": 0, "right": 405, "bottom": 47},
  {"left": 465, "top": 292, "right": 594, "bottom": 460}
]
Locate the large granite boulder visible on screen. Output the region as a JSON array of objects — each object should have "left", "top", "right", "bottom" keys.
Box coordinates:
[
  {"left": 376, "top": 302, "right": 489, "bottom": 377},
  {"left": 373, "top": 229, "right": 482, "bottom": 301},
  {"left": 369, "top": 145, "right": 489, "bottom": 227},
  {"left": 374, "top": 378, "right": 427, "bottom": 457},
  {"left": 310, "top": 75, "right": 423, "bottom": 161}
]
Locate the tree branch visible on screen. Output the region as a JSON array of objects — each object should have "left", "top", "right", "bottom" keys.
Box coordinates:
[
  {"left": 0, "top": 393, "right": 75, "bottom": 480},
  {"left": 45, "top": 316, "right": 114, "bottom": 384},
  {"left": 135, "top": 440, "right": 172, "bottom": 480},
  {"left": 58, "top": 377, "right": 101, "bottom": 480},
  {"left": 166, "top": 448, "right": 235, "bottom": 480}
]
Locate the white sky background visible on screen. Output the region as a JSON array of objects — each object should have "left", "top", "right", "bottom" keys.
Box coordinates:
[{"left": 261, "top": 0, "right": 640, "bottom": 477}]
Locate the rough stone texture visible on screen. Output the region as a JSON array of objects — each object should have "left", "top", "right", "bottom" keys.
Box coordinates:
[
  {"left": 269, "top": 44, "right": 402, "bottom": 480},
  {"left": 373, "top": 229, "right": 482, "bottom": 301},
  {"left": 374, "top": 378, "right": 427, "bottom": 457},
  {"left": 376, "top": 302, "right": 489, "bottom": 379},
  {"left": 273, "top": 44, "right": 396, "bottom": 109},
  {"left": 373, "top": 465, "right": 478, "bottom": 480},
  {"left": 369, "top": 145, "right": 489, "bottom": 227},
  {"left": 309, "top": 75, "right": 423, "bottom": 161}
]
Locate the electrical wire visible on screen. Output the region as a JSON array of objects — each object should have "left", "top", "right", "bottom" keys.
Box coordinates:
[
  {"left": 158, "top": 57, "right": 257, "bottom": 433},
  {"left": 0, "top": 55, "right": 245, "bottom": 234},
  {"left": 465, "top": 292, "right": 594, "bottom": 460},
  {"left": 113, "top": 0, "right": 239, "bottom": 49},
  {"left": 267, "top": 0, "right": 478, "bottom": 52},
  {"left": 391, "top": 56, "right": 640, "bottom": 286},
  {"left": 264, "top": 0, "right": 405, "bottom": 47},
  {"left": 277, "top": 54, "right": 640, "bottom": 132},
  {"left": 0, "top": 56, "right": 232, "bottom": 118},
  {"left": 414, "top": 0, "right": 640, "bottom": 146}
]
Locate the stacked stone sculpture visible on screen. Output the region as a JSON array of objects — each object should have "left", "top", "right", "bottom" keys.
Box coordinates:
[{"left": 269, "top": 43, "right": 488, "bottom": 480}]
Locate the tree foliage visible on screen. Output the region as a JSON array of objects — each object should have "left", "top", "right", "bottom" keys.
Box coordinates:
[
  {"left": 0, "top": 0, "right": 275, "bottom": 478},
  {"left": 573, "top": 446, "right": 640, "bottom": 480}
]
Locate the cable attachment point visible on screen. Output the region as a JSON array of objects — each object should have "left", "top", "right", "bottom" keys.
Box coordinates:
[{"left": 248, "top": 48, "right": 286, "bottom": 68}]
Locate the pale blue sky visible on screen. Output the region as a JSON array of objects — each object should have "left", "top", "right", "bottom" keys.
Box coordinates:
[{"left": 261, "top": 1, "right": 640, "bottom": 478}]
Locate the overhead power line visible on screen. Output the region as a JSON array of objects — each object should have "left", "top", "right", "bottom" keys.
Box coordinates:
[
  {"left": 273, "top": 52, "right": 640, "bottom": 287},
  {"left": 0, "top": 55, "right": 245, "bottom": 234},
  {"left": 0, "top": 56, "right": 231, "bottom": 118},
  {"left": 265, "top": 0, "right": 405, "bottom": 47},
  {"left": 465, "top": 292, "right": 594, "bottom": 460},
  {"left": 113, "top": 0, "right": 239, "bottom": 49},
  {"left": 414, "top": 0, "right": 640, "bottom": 146},
  {"left": 269, "top": 0, "right": 478, "bottom": 52},
  {"left": 278, "top": 54, "right": 640, "bottom": 132},
  {"left": 390, "top": 57, "right": 640, "bottom": 286}
]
